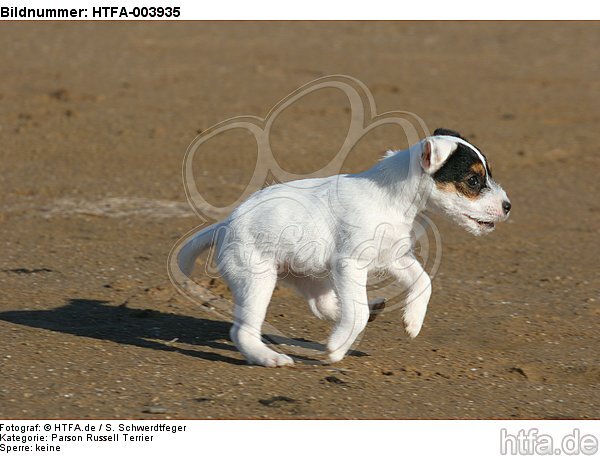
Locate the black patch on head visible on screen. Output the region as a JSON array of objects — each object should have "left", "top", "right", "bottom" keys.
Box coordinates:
[
  {"left": 433, "top": 128, "right": 464, "bottom": 139},
  {"left": 433, "top": 129, "right": 492, "bottom": 179},
  {"left": 433, "top": 143, "right": 488, "bottom": 197}
]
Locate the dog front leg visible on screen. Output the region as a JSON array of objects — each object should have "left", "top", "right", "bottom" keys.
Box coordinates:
[
  {"left": 326, "top": 260, "right": 369, "bottom": 363},
  {"left": 389, "top": 256, "right": 432, "bottom": 338}
]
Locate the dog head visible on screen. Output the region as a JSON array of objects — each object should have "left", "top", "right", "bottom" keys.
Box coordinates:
[{"left": 420, "top": 128, "right": 511, "bottom": 235}]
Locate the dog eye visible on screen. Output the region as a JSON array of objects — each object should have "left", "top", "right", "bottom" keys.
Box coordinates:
[{"left": 467, "top": 175, "right": 480, "bottom": 188}]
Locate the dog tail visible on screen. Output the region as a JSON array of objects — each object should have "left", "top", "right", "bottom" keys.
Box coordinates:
[{"left": 176, "top": 223, "right": 222, "bottom": 277}]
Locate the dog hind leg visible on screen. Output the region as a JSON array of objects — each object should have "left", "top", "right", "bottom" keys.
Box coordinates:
[{"left": 227, "top": 267, "right": 294, "bottom": 367}]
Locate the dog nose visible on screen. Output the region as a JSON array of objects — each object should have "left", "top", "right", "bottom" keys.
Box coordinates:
[{"left": 502, "top": 200, "right": 512, "bottom": 215}]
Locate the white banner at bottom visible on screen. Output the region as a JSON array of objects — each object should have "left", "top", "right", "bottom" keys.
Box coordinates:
[{"left": 0, "top": 420, "right": 598, "bottom": 456}]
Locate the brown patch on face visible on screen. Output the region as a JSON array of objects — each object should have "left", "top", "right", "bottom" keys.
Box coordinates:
[
  {"left": 435, "top": 181, "right": 456, "bottom": 193},
  {"left": 436, "top": 181, "right": 481, "bottom": 200},
  {"left": 436, "top": 164, "right": 486, "bottom": 200},
  {"left": 470, "top": 162, "right": 486, "bottom": 177},
  {"left": 455, "top": 181, "right": 483, "bottom": 200}
]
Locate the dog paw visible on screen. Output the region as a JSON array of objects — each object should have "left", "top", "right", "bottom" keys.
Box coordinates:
[
  {"left": 404, "top": 318, "right": 423, "bottom": 338},
  {"left": 249, "top": 352, "right": 294, "bottom": 368},
  {"left": 403, "top": 304, "right": 426, "bottom": 338},
  {"left": 326, "top": 349, "right": 346, "bottom": 364}
]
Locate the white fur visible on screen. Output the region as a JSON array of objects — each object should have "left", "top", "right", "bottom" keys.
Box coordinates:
[{"left": 177, "top": 136, "right": 510, "bottom": 366}]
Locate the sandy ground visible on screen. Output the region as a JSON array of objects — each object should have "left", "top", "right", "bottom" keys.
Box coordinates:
[{"left": 0, "top": 22, "right": 598, "bottom": 419}]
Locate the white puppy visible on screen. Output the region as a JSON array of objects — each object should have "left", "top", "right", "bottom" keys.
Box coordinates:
[{"left": 176, "top": 128, "right": 511, "bottom": 367}]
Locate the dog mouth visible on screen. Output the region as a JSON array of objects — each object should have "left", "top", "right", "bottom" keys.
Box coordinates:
[{"left": 464, "top": 214, "right": 495, "bottom": 230}]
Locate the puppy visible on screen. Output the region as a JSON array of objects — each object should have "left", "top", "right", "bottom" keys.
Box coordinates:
[{"left": 176, "top": 128, "right": 511, "bottom": 367}]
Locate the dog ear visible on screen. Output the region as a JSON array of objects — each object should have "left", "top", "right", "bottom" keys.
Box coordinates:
[
  {"left": 433, "top": 128, "right": 464, "bottom": 139},
  {"left": 421, "top": 137, "right": 456, "bottom": 174}
]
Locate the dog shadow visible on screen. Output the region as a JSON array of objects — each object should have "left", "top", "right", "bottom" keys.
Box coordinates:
[
  {"left": 0, "top": 299, "right": 250, "bottom": 365},
  {"left": 0, "top": 299, "right": 351, "bottom": 365}
]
